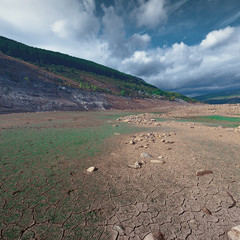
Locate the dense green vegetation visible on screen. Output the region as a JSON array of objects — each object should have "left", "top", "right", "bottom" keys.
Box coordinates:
[{"left": 0, "top": 36, "right": 196, "bottom": 102}]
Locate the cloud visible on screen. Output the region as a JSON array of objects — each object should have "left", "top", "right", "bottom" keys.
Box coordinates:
[
  {"left": 120, "top": 26, "right": 240, "bottom": 96},
  {"left": 200, "top": 27, "right": 234, "bottom": 49},
  {"left": 101, "top": 4, "right": 152, "bottom": 60},
  {"left": 0, "top": 0, "right": 105, "bottom": 61},
  {"left": 135, "top": 0, "right": 167, "bottom": 28}
]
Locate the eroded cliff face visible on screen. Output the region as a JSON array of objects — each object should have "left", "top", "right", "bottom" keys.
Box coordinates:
[{"left": 0, "top": 54, "right": 110, "bottom": 113}]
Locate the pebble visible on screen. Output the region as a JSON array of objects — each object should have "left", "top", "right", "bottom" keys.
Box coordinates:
[
  {"left": 128, "top": 161, "right": 141, "bottom": 169},
  {"left": 228, "top": 225, "right": 240, "bottom": 240},
  {"left": 87, "top": 166, "right": 96, "bottom": 173},
  {"left": 150, "top": 159, "right": 166, "bottom": 164},
  {"left": 141, "top": 152, "right": 153, "bottom": 159},
  {"left": 129, "top": 140, "right": 135, "bottom": 145},
  {"left": 144, "top": 231, "right": 165, "bottom": 240},
  {"left": 201, "top": 207, "right": 212, "bottom": 215},
  {"left": 196, "top": 170, "right": 213, "bottom": 176}
]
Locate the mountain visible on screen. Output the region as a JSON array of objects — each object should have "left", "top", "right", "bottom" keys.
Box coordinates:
[
  {"left": 0, "top": 36, "right": 196, "bottom": 113},
  {"left": 195, "top": 89, "right": 240, "bottom": 104}
]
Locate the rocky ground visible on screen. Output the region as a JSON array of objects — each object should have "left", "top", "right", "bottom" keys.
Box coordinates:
[{"left": 95, "top": 104, "right": 240, "bottom": 239}]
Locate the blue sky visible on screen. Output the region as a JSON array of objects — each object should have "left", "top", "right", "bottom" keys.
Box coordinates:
[{"left": 1, "top": 0, "right": 240, "bottom": 96}]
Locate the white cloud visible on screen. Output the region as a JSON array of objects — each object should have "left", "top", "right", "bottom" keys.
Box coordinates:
[
  {"left": 120, "top": 26, "right": 240, "bottom": 96},
  {"left": 0, "top": 0, "right": 104, "bottom": 61},
  {"left": 135, "top": 0, "right": 167, "bottom": 28},
  {"left": 200, "top": 26, "right": 234, "bottom": 49}
]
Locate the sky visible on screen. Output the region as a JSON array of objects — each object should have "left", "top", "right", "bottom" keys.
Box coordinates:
[{"left": 1, "top": 0, "right": 240, "bottom": 96}]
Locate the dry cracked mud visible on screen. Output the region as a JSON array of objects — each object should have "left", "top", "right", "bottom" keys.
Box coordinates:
[{"left": 0, "top": 103, "right": 240, "bottom": 239}]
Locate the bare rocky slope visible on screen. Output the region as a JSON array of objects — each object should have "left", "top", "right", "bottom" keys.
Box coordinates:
[
  {"left": 0, "top": 53, "right": 111, "bottom": 113},
  {"left": 0, "top": 53, "right": 192, "bottom": 114}
]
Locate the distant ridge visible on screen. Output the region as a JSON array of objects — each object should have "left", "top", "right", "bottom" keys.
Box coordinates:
[{"left": 195, "top": 89, "right": 240, "bottom": 104}]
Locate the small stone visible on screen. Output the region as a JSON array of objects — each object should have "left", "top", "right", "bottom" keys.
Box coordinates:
[
  {"left": 144, "top": 231, "right": 165, "bottom": 240},
  {"left": 150, "top": 160, "right": 166, "bottom": 164},
  {"left": 113, "top": 225, "right": 124, "bottom": 232},
  {"left": 141, "top": 152, "right": 153, "bottom": 159},
  {"left": 161, "top": 139, "right": 166, "bottom": 142},
  {"left": 158, "top": 155, "right": 163, "bottom": 159},
  {"left": 129, "top": 140, "right": 135, "bottom": 145},
  {"left": 201, "top": 207, "right": 212, "bottom": 215},
  {"left": 144, "top": 145, "right": 149, "bottom": 148},
  {"left": 113, "top": 124, "right": 118, "bottom": 127},
  {"left": 228, "top": 225, "right": 240, "bottom": 240},
  {"left": 196, "top": 170, "right": 213, "bottom": 176},
  {"left": 128, "top": 161, "right": 141, "bottom": 169},
  {"left": 87, "top": 166, "right": 96, "bottom": 173},
  {"left": 114, "top": 133, "right": 120, "bottom": 135}
]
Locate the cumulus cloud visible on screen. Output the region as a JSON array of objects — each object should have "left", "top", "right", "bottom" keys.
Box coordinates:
[
  {"left": 200, "top": 27, "right": 234, "bottom": 49},
  {"left": 0, "top": 0, "right": 102, "bottom": 60},
  {"left": 101, "top": 4, "right": 152, "bottom": 60},
  {"left": 120, "top": 26, "right": 240, "bottom": 96}
]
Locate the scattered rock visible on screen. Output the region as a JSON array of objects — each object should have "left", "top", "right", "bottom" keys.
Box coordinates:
[
  {"left": 128, "top": 161, "right": 142, "bottom": 169},
  {"left": 150, "top": 159, "right": 166, "bottom": 164},
  {"left": 158, "top": 155, "right": 163, "bottom": 159},
  {"left": 113, "top": 225, "right": 124, "bottom": 232},
  {"left": 114, "top": 133, "right": 120, "bottom": 135},
  {"left": 201, "top": 207, "right": 212, "bottom": 215},
  {"left": 196, "top": 170, "right": 213, "bottom": 176},
  {"left": 141, "top": 152, "right": 153, "bottom": 159},
  {"left": 87, "top": 166, "right": 96, "bottom": 173},
  {"left": 161, "top": 139, "right": 165, "bottom": 143},
  {"left": 113, "top": 124, "right": 118, "bottom": 127},
  {"left": 228, "top": 225, "right": 240, "bottom": 240},
  {"left": 129, "top": 140, "right": 135, "bottom": 145},
  {"left": 234, "top": 126, "right": 240, "bottom": 133},
  {"left": 165, "top": 140, "right": 174, "bottom": 144},
  {"left": 144, "top": 231, "right": 165, "bottom": 240}
]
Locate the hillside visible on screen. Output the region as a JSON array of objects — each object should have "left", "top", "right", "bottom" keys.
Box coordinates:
[
  {"left": 0, "top": 36, "right": 195, "bottom": 102},
  {"left": 195, "top": 89, "right": 240, "bottom": 104}
]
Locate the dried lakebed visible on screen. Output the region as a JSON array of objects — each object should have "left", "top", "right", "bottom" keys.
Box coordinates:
[{"left": 0, "top": 105, "right": 240, "bottom": 239}]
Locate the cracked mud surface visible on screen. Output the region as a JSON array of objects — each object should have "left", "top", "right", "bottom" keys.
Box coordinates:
[{"left": 0, "top": 104, "right": 240, "bottom": 239}]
